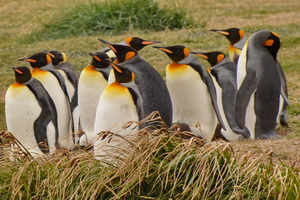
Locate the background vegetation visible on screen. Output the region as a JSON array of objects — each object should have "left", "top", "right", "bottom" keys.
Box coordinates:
[{"left": 0, "top": 0, "right": 300, "bottom": 199}]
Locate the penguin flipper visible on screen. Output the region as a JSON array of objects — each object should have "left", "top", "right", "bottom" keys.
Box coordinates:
[
  {"left": 28, "top": 79, "right": 60, "bottom": 153},
  {"left": 194, "top": 64, "right": 227, "bottom": 131},
  {"left": 235, "top": 73, "right": 258, "bottom": 129}
]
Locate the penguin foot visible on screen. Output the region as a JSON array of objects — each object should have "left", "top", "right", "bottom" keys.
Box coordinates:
[
  {"left": 256, "top": 132, "right": 281, "bottom": 140},
  {"left": 280, "top": 114, "right": 289, "bottom": 127},
  {"left": 231, "top": 126, "right": 251, "bottom": 138}
]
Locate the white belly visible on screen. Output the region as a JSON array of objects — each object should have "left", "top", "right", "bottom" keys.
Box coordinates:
[
  {"left": 78, "top": 70, "right": 108, "bottom": 144},
  {"left": 236, "top": 42, "right": 248, "bottom": 89},
  {"left": 33, "top": 72, "right": 73, "bottom": 149},
  {"left": 5, "top": 86, "right": 55, "bottom": 156},
  {"left": 167, "top": 67, "right": 217, "bottom": 141},
  {"left": 93, "top": 85, "right": 139, "bottom": 161}
]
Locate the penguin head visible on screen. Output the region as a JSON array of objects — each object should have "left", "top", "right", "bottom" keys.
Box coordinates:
[
  {"left": 210, "top": 28, "right": 245, "bottom": 45},
  {"left": 153, "top": 45, "right": 190, "bottom": 63},
  {"left": 89, "top": 52, "right": 110, "bottom": 69},
  {"left": 107, "top": 59, "right": 134, "bottom": 83},
  {"left": 48, "top": 50, "right": 65, "bottom": 65},
  {"left": 191, "top": 51, "right": 226, "bottom": 67},
  {"left": 124, "top": 37, "right": 161, "bottom": 51},
  {"left": 18, "top": 52, "right": 53, "bottom": 68},
  {"left": 98, "top": 39, "right": 138, "bottom": 63},
  {"left": 12, "top": 66, "right": 32, "bottom": 83},
  {"left": 263, "top": 31, "right": 280, "bottom": 61}
]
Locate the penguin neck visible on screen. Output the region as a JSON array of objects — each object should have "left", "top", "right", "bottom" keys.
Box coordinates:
[
  {"left": 210, "top": 58, "right": 228, "bottom": 71},
  {"left": 233, "top": 36, "right": 247, "bottom": 50},
  {"left": 40, "top": 62, "right": 54, "bottom": 71},
  {"left": 119, "top": 54, "right": 140, "bottom": 64}
]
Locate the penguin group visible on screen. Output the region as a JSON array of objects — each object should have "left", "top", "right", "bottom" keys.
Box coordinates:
[{"left": 5, "top": 30, "right": 289, "bottom": 159}]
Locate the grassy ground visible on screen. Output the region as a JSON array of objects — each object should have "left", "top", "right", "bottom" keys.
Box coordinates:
[{"left": 0, "top": 0, "right": 300, "bottom": 198}]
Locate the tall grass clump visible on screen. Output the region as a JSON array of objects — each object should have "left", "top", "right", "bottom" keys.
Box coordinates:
[
  {"left": 26, "top": 0, "right": 197, "bottom": 41},
  {"left": 0, "top": 126, "right": 299, "bottom": 199}
]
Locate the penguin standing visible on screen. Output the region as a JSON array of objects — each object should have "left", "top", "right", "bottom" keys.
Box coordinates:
[
  {"left": 210, "top": 28, "right": 247, "bottom": 64},
  {"left": 191, "top": 51, "right": 250, "bottom": 141},
  {"left": 102, "top": 37, "right": 161, "bottom": 59},
  {"left": 49, "top": 50, "right": 80, "bottom": 131},
  {"left": 5, "top": 66, "right": 59, "bottom": 156},
  {"left": 98, "top": 39, "right": 173, "bottom": 128},
  {"left": 211, "top": 28, "right": 289, "bottom": 127},
  {"left": 77, "top": 52, "right": 111, "bottom": 146},
  {"left": 153, "top": 45, "right": 226, "bottom": 142},
  {"left": 235, "top": 30, "right": 281, "bottom": 139},
  {"left": 18, "top": 52, "right": 74, "bottom": 149},
  {"left": 93, "top": 61, "right": 143, "bottom": 161}
]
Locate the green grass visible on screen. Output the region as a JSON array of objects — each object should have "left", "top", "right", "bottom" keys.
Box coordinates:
[{"left": 23, "top": 0, "right": 197, "bottom": 42}]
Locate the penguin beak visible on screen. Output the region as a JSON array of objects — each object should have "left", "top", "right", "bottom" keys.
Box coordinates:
[
  {"left": 106, "top": 58, "right": 123, "bottom": 73},
  {"left": 98, "top": 39, "right": 117, "bottom": 53},
  {"left": 89, "top": 53, "right": 102, "bottom": 62},
  {"left": 12, "top": 67, "right": 23, "bottom": 74},
  {"left": 18, "top": 57, "right": 37, "bottom": 63},
  {"left": 191, "top": 51, "right": 208, "bottom": 59},
  {"left": 142, "top": 40, "right": 161, "bottom": 45},
  {"left": 153, "top": 46, "right": 173, "bottom": 54},
  {"left": 209, "top": 29, "right": 229, "bottom": 36}
]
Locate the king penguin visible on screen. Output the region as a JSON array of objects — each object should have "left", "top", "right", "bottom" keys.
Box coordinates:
[
  {"left": 98, "top": 39, "right": 173, "bottom": 128},
  {"left": 153, "top": 45, "right": 226, "bottom": 142},
  {"left": 210, "top": 28, "right": 247, "bottom": 64},
  {"left": 49, "top": 50, "right": 80, "bottom": 131},
  {"left": 5, "top": 66, "right": 59, "bottom": 156},
  {"left": 77, "top": 52, "right": 111, "bottom": 146},
  {"left": 191, "top": 51, "right": 250, "bottom": 141},
  {"left": 102, "top": 37, "right": 161, "bottom": 59},
  {"left": 211, "top": 28, "right": 289, "bottom": 127},
  {"left": 235, "top": 30, "right": 282, "bottom": 139},
  {"left": 18, "top": 52, "right": 74, "bottom": 150}
]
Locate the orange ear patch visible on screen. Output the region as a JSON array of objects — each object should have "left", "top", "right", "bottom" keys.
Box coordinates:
[
  {"left": 217, "top": 54, "right": 225, "bottom": 63},
  {"left": 46, "top": 54, "right": 52, "bottom": 64},
  {"left": 125, "top": 37, "right": 132, "bottom": 45},
  {"left": 125, "top": 51, "right": 136, "bottom": 61},
  {"left": 264, "top": 39, "right": 274, "bottom": 47},
  {"left": 183, "top": 48, "right": 190, "bottom": 58}
]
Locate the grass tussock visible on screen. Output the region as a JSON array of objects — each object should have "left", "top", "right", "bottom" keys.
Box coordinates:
[
  {"left": 25, "top": 0, "right": 197, "bottom": 41},
  {"left": 0, "top": 126, "right": 299, "bottom": 199}
]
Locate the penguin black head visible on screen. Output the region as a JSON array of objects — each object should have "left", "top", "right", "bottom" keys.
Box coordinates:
[
  {"left": 153, "top": 45, "right": 190, "bottom": 63},
  {"left": 89, "top": 52, "right": 110, "bottom": 69},
  {"left": 12, "top": 66, "right": 32, "bottom": 84},
  {"left": 191, "top": 51, "right": 226, "bottom": 67},
  {"left": 18, "top": 52, "right": 52, "bottom": 68},
  {"left": 263, "top": 31, "right": 280, "bottom": 61},
  {"left": 107, "top": 59, "right": 134, "bottom": 83},
  {"left": 98, "top": 39, "right": 138, "bottom": 63},
  {"left": 48, "top": 50, "right": 64, "bottom": 65},
  {"left": 124, "top": 37, "right": 161, "bottom": 51},
  {"left": 210, "top": 28, "right": 245, "bottom": 45}
]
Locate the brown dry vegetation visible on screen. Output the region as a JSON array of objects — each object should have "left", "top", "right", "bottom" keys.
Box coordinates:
[{"left": 0, "top": 0, "right": 300, "bottom": 168}]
